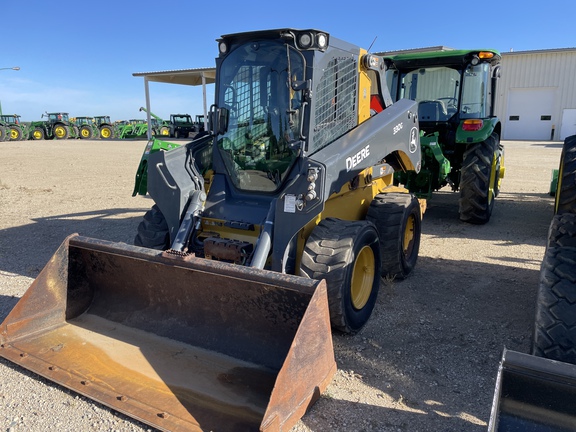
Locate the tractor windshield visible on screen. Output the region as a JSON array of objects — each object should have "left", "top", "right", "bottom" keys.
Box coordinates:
[
  {"left": 215, "top": 40, "right": 305, "bottom": 192},
  {"left": 394, "top": 62, "right": 491, "bottom": 122}
]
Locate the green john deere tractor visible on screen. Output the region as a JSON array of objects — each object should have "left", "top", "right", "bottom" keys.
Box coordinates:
[
  {"left": 384, "top": 48, "right": 505, "bottom": 224},
  {"left": 30, "top": 112, "right": 79, "bottom": 140},
  {"left": 93, "top": 115, "right": 116, "bottom": 139},
  {"left": 74, "top": 116, "right": 99, "bottom": 139},
  {"left": 0, "top": 114, "right": 30, "bottom": 141}
]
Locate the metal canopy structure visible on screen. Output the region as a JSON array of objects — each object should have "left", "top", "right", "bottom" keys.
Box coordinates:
[{"left": 132, "top": 67, "right": 216, "bottom": 139}]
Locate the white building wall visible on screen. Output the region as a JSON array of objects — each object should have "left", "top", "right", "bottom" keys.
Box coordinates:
[{"left": 496, "top": 49, "right": 576, "bottom": 140}]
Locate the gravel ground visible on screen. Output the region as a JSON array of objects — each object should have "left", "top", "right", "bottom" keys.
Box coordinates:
[{"left": 0, "top": 139, "right": 562, "bottom": 431}]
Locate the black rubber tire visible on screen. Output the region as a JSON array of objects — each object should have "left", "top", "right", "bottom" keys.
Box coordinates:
[
  {"left": 554, "top": 135, "right": 576, "bottom": 215},
  {"left": 53, "top": 124, "right": 69, "bottom": 140},
  {"left": 532, "top": 214, "right": 576, "bottom": 364},
  {"left": 547, "top": 213, "right": 576, "bottom": 249},
  {"left": 0, "top": 125, "right": 6, "bottom": 142},
  {"left": 300, "top": 218, "right": 381, "bottom": 334},
  {"left": 9, "top": 125, "right": 22, "bottom": 141},
  {"left": 366, "top": 192, "right": 421, "bottom": 279},
  {"left": 32, "top": 127, "right": 45, "bottom": 140},
  {"left": 134, "top": 205, "right": 170, "bottom": 250},
  {"left": 459, "top": 132, "right": 502, "bottom": 224},
  {"left": 80, "top": 126, "right": 93, "bottom": 139},
  {"left": 100, "top": 125, "right": 114, "bottom": 139}
]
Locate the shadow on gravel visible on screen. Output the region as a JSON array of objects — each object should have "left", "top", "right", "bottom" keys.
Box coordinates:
[
  {"left": 0, "top": 294, "right": 18, "bottom": 322},
  {"left": 0, "top": 208, "right": 147, "bottom": 278},
  {"left": 421, "top": 190, "right": 554, "bottom": 247},
  {"left": 310, "top": 255, "right": 539, "bottom": 431}
]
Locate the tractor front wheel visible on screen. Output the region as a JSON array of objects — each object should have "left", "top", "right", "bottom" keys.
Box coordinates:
[
  {"left": 32, "top": 127, "right": 45, "bottom": 140},
  {"left": 367, "top": 192, "right": 421, "bottom": 279},
  {"left": 300, "top": 218, "right": 381, "bottom": 334},
  {"left": 459, "top": 132, "right": 503, "bottom": 224},
  {"left": 80, "top": 126, "right": 93, "bottom": 139},
  {"left": 134, "top": 205, "right": 170, "bottom": 250}
]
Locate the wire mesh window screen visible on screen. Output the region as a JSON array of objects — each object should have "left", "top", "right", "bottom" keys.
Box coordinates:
[
  {"left": 234, "top": 65, "right": 268, "bottom": 137},
  {"left": 312, "top": 57, "right": 357, "bottom": 152}
]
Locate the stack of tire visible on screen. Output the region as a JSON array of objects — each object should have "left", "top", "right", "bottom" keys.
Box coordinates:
[{"left": 532, "top": 135, "right": 576, "bottom": 364}]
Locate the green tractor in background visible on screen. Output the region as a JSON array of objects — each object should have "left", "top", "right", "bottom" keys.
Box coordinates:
[
  {"left": 74, "top": 116, "right": 99, "bottom": 139},
  {"left": 0, "top": 114, "right": 30, "bottom": 141},
  {"left": 30, "top": 112, "right": 79, "bottom": 140},
  {"left": 384, "top": 48, "right": 505, "bottom": 224},
  {"left": 94, "top": 115, "right": 116, "bottom": 139}
]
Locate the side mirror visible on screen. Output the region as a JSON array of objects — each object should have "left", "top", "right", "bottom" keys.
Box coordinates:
[{"left": 209, "top": 105, "right": 229, "bottom": 136}]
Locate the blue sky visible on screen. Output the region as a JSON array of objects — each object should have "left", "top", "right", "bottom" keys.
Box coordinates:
[{"left": 2, "top": 0, "right": 574, "bottom": 122}]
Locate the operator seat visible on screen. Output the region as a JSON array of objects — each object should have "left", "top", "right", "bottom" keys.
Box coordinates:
[{"left": 418, "top": 100, "right": 447, "bottom": 121}]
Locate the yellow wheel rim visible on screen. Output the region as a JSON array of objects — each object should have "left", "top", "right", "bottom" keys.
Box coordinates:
[
  {"left": 101, "top": 129, "right": 111, "bottom": 138},
  {"left": 33, "top": 131, "right": 42, "bottom": 139},
  {"left": 161, "top": 129, "right": 169, "bottom": 136},
  {"left": 10, "top": 130, "right": 18, "bottom": 140},
  {"left": 488, "top": 151, "right": 499, "bottom": 203},
  {"left": 350, "top": 245, "right": 375, "bottom": 310},
  {"left": 403, "top": 214, "right": 416, "bottom": 257},
  {"left": 81, "top": 129, "right": 90, "bottom": 138},
  {"left": 555, "top": 153, "right": 565, "bottom": 214},
  {"left": 54, "top": 126, "right": 66, "bottom": 138}
]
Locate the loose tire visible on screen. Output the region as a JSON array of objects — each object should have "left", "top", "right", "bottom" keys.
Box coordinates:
[
  {"left": 80, "top": 126, "right": 93, "bottom": 139},
  {"left": 554, "top": 135, "right": 576, "bottom": 215},
  {"left": 54, "top": 124, "right": 69, "bottom": 140},
  {"left": 366, "top": 192, "right": 421, "bottom": 279},
  {"left": 532, "top": 213, "right": 576, "bottom": 364},
  {"left": 134, "top": 205, "right": 170, "bottom": 250},
  {"left": 459, "top": 132, "right": 502, "bottom": 224},
  {"left": 300, "top": 218, "right": 381, "bottom": 334}
]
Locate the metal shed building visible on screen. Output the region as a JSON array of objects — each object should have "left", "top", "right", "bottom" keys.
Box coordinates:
[{"left": 496, "top": 48, "right": 576, "bottom": 141}]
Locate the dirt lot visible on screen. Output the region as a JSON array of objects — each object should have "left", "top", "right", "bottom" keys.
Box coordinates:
[{"left": 0, "top": 138, "right": 562, "bottom": 431}]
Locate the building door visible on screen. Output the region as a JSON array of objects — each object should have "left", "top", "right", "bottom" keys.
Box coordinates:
[
  {"left": 503, "top": 88, "right": 556, "bottom": 140},
  {"left": 560, "top": 109, "right": 576, "bottom": 140}
]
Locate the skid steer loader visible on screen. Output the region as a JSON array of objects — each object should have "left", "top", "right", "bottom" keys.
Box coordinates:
[{"left": 1, "top": 28, "right": 422, "bottom": 432}]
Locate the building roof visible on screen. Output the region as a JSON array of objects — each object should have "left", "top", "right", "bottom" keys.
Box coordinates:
[{"left": 132, "top": 67, "right": 216, "bottom": 86}]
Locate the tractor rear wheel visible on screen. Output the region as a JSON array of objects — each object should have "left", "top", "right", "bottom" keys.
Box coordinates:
[
  {"left": 532, "top": 213, "right": 576, "bottom": 364},
  {"left": 459, "top": 132, "right": 503, "bottom": 224},
  {"left": 54, "top": 124, "right": 69, "bottom": 139},
  {"left": 134, "top": 205, "right": 170, "bottom": 250},
  {"left": 367, "top": 192, "right": 421, "bottom": 279},
  {"left": 554, "top": 135, "right": 576, "bottom": 215},
  {"left": 9, "top": 125, "right": 23, "bottom": 141},
  {"left": 300, "top": 218, "right": 381, "bottom": 334},
  {"left": 80, "top": 126, "right": 93, "bottom": 139},
  {"left": 32, "top": 127, "right": 45, "bottom": 140}
]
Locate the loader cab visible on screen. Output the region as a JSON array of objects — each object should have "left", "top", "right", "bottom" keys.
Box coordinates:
[{"left": 210, "top": 31, "right": 312, "bottom": 193}]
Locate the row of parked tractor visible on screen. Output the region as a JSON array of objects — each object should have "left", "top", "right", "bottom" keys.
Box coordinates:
[{"left": 0, "top": 108, "right": 205, "bottom": 142}]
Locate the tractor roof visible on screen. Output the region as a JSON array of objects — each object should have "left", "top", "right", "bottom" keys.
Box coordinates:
[{"left": 382, "top": 48, "right": 501, "bottom": 69}]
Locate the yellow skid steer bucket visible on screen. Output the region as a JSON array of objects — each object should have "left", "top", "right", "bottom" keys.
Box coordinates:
[{"left": 0, "top": 234, "right": 336, "bottom": 432}]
